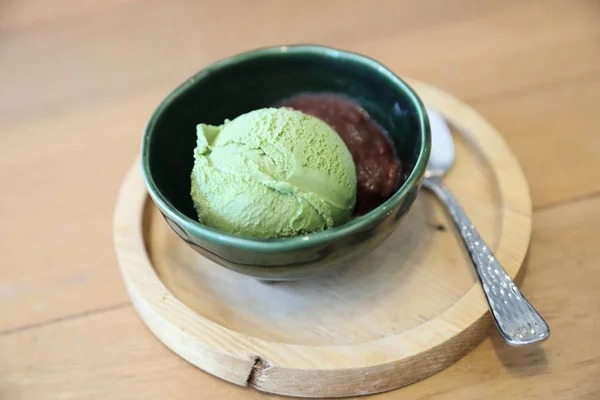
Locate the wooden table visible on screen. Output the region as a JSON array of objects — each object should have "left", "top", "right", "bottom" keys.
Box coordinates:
[{"left": 2, "top": 1, "right": 599, "bottom": 399}]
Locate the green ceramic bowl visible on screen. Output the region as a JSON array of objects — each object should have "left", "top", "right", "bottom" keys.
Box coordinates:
[{"left": 142, "top": 45, "right": 430, "bottom": 280}]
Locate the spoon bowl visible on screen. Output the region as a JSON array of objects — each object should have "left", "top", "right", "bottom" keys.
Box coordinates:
[{"left": 424, "top": 106, "right": 455, "bottom": 178}]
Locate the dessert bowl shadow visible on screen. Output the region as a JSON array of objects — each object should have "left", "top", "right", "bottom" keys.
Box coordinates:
[{"left": 141, "top": 45, "right": 431, "bottom": 280}]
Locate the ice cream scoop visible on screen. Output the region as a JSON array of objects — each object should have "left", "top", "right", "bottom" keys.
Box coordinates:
[{"left": 190, "top": 108, "right": 357, "bottom": 239}]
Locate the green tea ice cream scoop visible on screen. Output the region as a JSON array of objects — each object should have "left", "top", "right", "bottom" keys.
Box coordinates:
[{"left": 190, "top": 107, "right": 357, "bottom": 239}]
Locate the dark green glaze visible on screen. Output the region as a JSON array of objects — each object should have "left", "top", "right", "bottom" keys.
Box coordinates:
[{"left": 142, "top": 45, "right": 431, "bottom": 280}]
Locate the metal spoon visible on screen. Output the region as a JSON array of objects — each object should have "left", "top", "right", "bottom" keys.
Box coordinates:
[{"left": 423, "top": 107, "right": 550, "bottom": 346}]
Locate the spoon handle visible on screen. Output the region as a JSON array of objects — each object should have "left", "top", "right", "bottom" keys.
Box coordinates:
[{"left": 424, "top": 178, "right": 549, "bottom": 346}]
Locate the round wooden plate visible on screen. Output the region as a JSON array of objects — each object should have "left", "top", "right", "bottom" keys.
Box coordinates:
[{"left": 114, "top": 81, "right": 531, "bottom": 398}]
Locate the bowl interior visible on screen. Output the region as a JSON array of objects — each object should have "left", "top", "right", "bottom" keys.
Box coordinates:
[{"left": 145, "top": 47, "right": 426, "bottom": 228}]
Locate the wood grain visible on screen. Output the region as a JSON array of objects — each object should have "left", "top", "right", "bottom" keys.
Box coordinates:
[
  {"left": 1, "top": 0, "right": 600, "bottom": 398},
  {"left": 3, "top": 196, "right": 599, "bottom": 399},
  {"left": 2, "top": 1, "right": 599, "bottom": 332},
  {"left": 113, "top": 83, "right": 531, "bottom": 397},
  {"left": 477, "top": 75, "right": 600, "bottom": 209}
]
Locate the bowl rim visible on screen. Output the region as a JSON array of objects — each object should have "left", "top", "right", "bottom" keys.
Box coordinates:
[{"left": 141, "top": 44, "right": 431, "bottom": 252}]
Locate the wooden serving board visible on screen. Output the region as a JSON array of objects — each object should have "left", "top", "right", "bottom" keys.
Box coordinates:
[{"left": 113, "top": 81, "right": 532, "bottom": 398}]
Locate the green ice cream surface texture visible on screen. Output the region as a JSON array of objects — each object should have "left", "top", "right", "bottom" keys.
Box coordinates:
[{"left": 190, "top": 108, "right": 357, "bottom": 239}]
